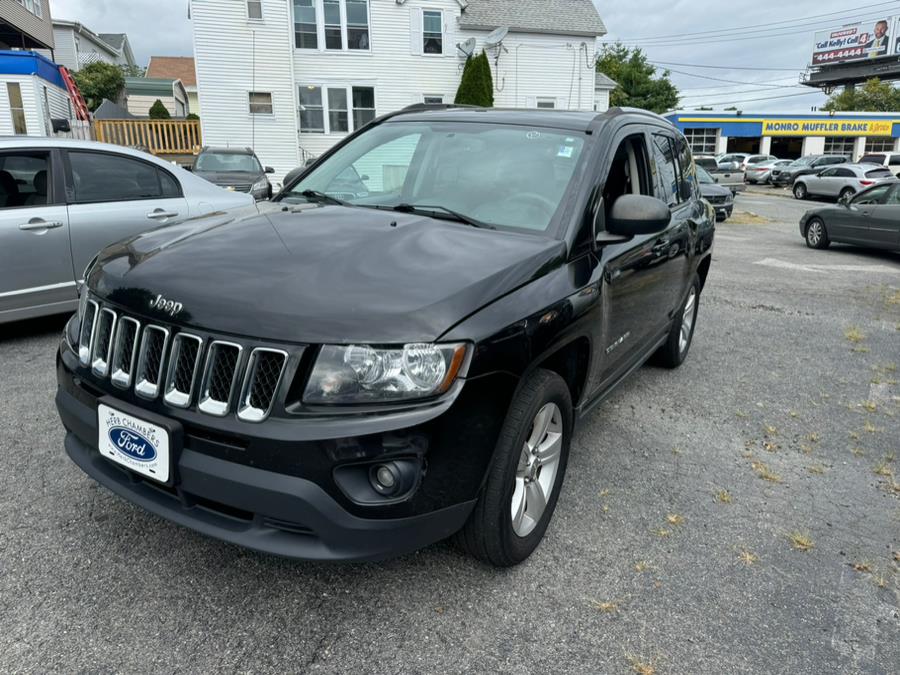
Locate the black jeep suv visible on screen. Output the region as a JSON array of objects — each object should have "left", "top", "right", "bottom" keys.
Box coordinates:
[{"left": 56, "top": 106, "right": 714, "bottom": 566}]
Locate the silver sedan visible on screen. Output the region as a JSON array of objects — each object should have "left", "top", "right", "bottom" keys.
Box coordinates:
[
  {"left": 792, "top": 163, "right": 898, "bottom": 202},
  {"left": 1, "top": 138, "right": 255, "bottom": 324}
]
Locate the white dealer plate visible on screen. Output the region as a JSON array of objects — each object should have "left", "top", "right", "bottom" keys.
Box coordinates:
[{"left": 98, "top": 403, "right": 170, "bottom": 483}]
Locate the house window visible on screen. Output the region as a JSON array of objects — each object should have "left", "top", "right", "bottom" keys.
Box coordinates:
[
  {"left": 536, "top": 98, "right": 556, "bottom": 109},
  {"left": 249, "top": 92, "right": 273, "bottom": 115},
  {"left": 823, "top": 137, "right": 855, "bottom": 156},
  {"left": 423, "top": 95, "right": 444, "bottom": 104},
  {"left": 294, "top": 0, "right": 318, "bottom": 49},
  {"left": 423, "top": 10, "right": 443, "bottom": 54},
  {"left": 346, "top": 0, "right": 370, "bottom": 50},
  {"left": 247, "top": 0, "right": 263, "bottom": 20},
  {"left": 865, "top": 137, "right": 895, "bottom": 153},
  {"left": 299, "top": 86, "right": 325, "bottom": 132},
  {"left": 327, "top": 88, "right": 348, "bottom": 132},
  {"left": 7, "top": 83, "right": 27, "bottom": 135},
  {"left": 33, "top": 0, "right": 43, "bottom": 18},
  {"left": 300, "top": 85, "right": 375, "bottom": 134},
  {"left": 683, "top": 128, "right": 718, "bottom": 155},
  {"left": 352, "top": 87, "right": 376, "bottom": 129},
  {"left": 323, "top": 0, "right": 342, "bottom": 49}
]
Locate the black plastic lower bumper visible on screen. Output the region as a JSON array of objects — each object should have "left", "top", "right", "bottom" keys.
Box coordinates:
[{"left": 57, "top": 385, "right": 476, "bottom": 562}]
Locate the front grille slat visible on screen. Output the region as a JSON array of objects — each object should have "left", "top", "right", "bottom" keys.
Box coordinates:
[
  {"left": 164, "top": 334, "right": 203, "bottom": 408},
  {"left": 135, "top": 326, "right": 170, "bottom": 399},
  {"left": 91, "top": 308, "right": 117, "bottom": 377},
  {"left": 237, "top": 348, "right": 288, "bottom": 422},
  {"left": 78, "top": 300, "right": 99, "bottom": 366},
  {"left": 198, "top": 341, "right": 243, "bottom": 417},
  {"left": 110, "top": 317, "right": 140, "bottom": 389}
]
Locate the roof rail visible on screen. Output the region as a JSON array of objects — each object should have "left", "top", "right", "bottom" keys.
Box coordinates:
[{"left": 400, "top": 103, "right": 479, "bottom": 112}]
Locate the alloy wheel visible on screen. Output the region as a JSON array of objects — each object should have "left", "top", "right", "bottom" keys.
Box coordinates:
[
  {"left": 511, "top": 402, "right": 563, "bottom": 537},
  {"left": 807, "top": 220, "right": 823, "bottom": 247},
  {"left": 679, "top": 287, "right": 697, "bottom": 354}
]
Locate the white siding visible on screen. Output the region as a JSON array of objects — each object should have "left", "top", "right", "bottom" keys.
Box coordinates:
[
  {"left": 126, "top": 94, "right": 176, "bottom": 117},
  {"left": 192, "top": 0, "right": 604, "bottom": 178},
  {"left": 51, "top": 28, "right": 77, "bottom": 70},
  {"left": 1, "top": 75, "right": 47, "bottom": 136},
  {"left": 594, "top": 89, "right": 610, "bottom": 113},
  {"left": 192, "top": 0, "right": 299, "bottom": 182}
]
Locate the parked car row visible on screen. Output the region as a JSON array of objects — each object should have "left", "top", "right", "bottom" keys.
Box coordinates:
[
  {"left": 792, "top": 163, "right": 896, "bottom": 201},
  {"left": 770, "top": 155, "right": 850, "bottom": 187}
]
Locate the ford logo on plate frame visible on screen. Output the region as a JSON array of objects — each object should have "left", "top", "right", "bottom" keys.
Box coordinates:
[{"left": 108, "top": 426, "right": 157, "bottom": 463}]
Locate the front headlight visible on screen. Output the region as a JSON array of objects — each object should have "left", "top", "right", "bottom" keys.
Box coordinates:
[
  {"left": 304, "top": 343, "right": 469, "bottom": 404},
  {"left": 252, "top": 177, "right": 270, "bottom": 193}
]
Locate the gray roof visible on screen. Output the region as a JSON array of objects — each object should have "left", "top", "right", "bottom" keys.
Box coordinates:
[
  {"left": 459, "top": 0, "right": 607, "bottom": 37},
  {"left": 595, "top": 73, "right": 617, "bottom": 89},
  {"left": 93, "top": 99, "right": 136, "bottom": 120},
  {"left": 99, "top": 33, "right": 126, "bottom": 51}
]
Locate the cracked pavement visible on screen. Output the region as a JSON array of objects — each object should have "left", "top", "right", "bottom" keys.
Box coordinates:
[{"left": 0, "top": 192, "right": 898, "bottom": 673}]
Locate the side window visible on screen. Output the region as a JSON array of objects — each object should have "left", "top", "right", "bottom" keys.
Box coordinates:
[
  {"left": 0, "top": 152, "right": 52, "bottom": 208},
  {"left": 159, "top": 170, "right": 181, "bottom": 198},
  {"left": 853, "top": 185, "right": 891, "bottom": 205},
  {"left": 69, "top": 152, "right": 163, "bottom": 203},
  {"left": 890, "top": 156, "right": 900, "bottom": 166},
  {"left": 603, "top": 134, "right": 652, "bottom": 221},
  {"left": 675, "top": 136, "right": 696, "bottom": 197},
  {"left": 835, "top": 168, "right": 855, "bottom": 178},
  {"left": 819, "top": 168, "right": 837, "bottom": 177},
  {"left": 885, "top": 184, "right": 900, "bottom": 204},
  {"left": 652, "top": 134, "right": 680, "bottom": 207}
]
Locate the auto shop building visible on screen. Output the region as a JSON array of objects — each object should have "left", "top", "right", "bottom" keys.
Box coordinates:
[{"left": 666, "top": 111, "right": 900, "bottom": 161}]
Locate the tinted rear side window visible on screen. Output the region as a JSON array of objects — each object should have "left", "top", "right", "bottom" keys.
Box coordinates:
[
  {"left": 860, "top": 154, "right": 885, "bottom": 165},
  {"left": 70, "top": 152, "right": 162, "bottom": 203},
  {"left": 652, "top": 134, "right": 680, "bottom": 207},
  {"left": 160, "top": 170, "right": 181, "bottom": 197},
  {"left": 891, "top": 156, "right": 900, "bottom": 166}
]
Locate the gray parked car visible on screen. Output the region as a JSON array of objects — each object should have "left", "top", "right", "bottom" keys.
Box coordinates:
[
  {"left": 800, "top": 182, "right": 900, "bottom": 252},
  {"left": 696, "top": 166, "right": 733, "bottom": 220},
  {"left": 744, "top": 159, "right": 791, "bottom": 184},
  {"left": 0, "top": 137, "right": 255, "bottom": 324},
  {"left": 191, "top": 146, "right": 275, "bottom": 201},
  {"left": 792, "top": 163, "right": 896, "bottom": 201}
]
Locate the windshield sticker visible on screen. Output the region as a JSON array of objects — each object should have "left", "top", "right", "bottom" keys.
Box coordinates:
[
  {"left": 526, "top": 131, "right": 541, "bottom": 140},
  {"left": 557, "top": 145, "right": 575, "bottom": 159}
]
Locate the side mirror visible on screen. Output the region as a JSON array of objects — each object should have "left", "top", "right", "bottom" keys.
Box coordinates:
[
  {"left": 304, "top": 157, "right": 317, "bottom": 167},
  {"left": 265, "top": 166, "right": 275, "bottom": 174},
  {"left": 605, "top": 195, "right": 671, "bottom": 238},
  {"left": 714, "top": 177, "right": 719, "bottom": 183},
  {"left": 51, "top": 118, "right": 71, "bottom": 133},
  {"left": 839, "top": 192, "right": 853, "bottom": 206}
]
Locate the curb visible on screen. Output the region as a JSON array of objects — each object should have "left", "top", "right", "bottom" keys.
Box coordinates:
[{"left": 740, "top": 186, "right": 796, "bottom": 200}]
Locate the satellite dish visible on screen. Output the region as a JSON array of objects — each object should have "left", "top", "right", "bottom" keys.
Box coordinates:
[
  {"left": 484, "top": 27, "right": 509, "bottom": 49},
  {"left": 457, "top": 37, "right": 476, "bottom": 58}
]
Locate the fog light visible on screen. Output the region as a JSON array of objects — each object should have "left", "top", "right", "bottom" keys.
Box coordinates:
[
  {"left": 370, "top": 462, "right": 402, "bottom": 496},
  {"left": 375, "top": 465, "right": 396, "bottom": 489}
]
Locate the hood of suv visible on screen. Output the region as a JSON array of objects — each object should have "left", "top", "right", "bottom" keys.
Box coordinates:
[
  {"left": 90, "top": 204, "right": 566, "bottom": 344},
  {"left": 699, "top": 182, "right": 732, "bottom": 200}
]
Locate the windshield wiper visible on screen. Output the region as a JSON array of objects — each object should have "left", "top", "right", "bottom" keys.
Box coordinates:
[
  {"left": 386, "top": 204, "right": 495, "bottom": 230},
  {"left": 298, "top": 190, "right": 351, "bottom": 206}
]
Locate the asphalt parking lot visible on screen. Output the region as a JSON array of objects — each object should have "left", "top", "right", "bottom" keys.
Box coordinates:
[{"left": 1, "top": 193, "right": 898, "bottom": 674}]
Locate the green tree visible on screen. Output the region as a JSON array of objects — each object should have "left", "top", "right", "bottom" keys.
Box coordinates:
[
  {"left": 149, "top": 99, "right": 171, "bottom": 119},
  {"left": 823, "top": 78, "right": 900, "bottom": 112},
  {"left": 73, "top": 61, "right": 125, "bottom": 111},
  {"left": 595, "top": 43, "right": 679, "bottom": 114},
  {"left": 454, "top": 51, "right": 494, "bottom": 106},
  {"left": 120, "top": 64, "right": 146, "bottom": 78}
]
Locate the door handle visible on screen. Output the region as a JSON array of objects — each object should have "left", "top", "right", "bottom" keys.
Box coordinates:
[
  {"left": 652, "top": 238, "right": 671, "bottom": 253},
  {"left": 19, "top": 218, "right": 64, "bottom": 231},
  {"left": 147, "top": 210, "right": 179, "bottom": 220}
]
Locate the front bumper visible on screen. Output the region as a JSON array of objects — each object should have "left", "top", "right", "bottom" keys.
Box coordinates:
[
  {"left": 55, "top": 340, "right": 511, "bottom": 561},
  {"left": 715, "top": 204, "right": 733, "bottom": 219}
]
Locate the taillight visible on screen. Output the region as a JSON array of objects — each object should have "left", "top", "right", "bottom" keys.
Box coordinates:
[{"left": 859, "top": 180, "right": 874, "bottom": 186}]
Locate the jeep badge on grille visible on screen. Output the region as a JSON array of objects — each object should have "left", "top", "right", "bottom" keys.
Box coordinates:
[{"left": 149, "top": 294, "right": 183, "bottom": 317}]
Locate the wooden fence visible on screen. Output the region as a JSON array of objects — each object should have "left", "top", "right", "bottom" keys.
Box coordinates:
[{"left": 93, "top": 119, "right": 202, "bottom": 156}]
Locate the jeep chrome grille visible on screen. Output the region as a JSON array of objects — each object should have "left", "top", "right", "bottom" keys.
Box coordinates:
[
  {"left": 135, "top": 326, "right": 169, "bottom": 399},
  {"left": 199, "top": 342, "right": 243, "bottom": 417},
  {"left": 164, "top": 333, "right": 203, "bottom": 408},
  {"left": 78, "top": 299, "right": 292, "bottom": 421},
  {"left": 237, "top": 349, "right": 288, "bottom": 422},
  {"left": 110, "top": 317, "right": 140, "bottom": 388}
]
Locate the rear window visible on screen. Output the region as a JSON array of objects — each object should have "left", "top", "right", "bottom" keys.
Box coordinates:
[
  {"left": 865, "top": 168, "right": 893, "bottom": 178},
  {"left": 860, "top": 154, "right": 886, "bottom": 165}
]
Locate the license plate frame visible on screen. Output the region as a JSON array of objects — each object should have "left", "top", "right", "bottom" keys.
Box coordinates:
[{"left": 97, "top": 400, "right": 181, "bottom": 485}]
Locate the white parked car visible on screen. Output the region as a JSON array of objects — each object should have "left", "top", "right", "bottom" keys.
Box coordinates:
[
  {"left": 0, "top": 138, "right": 255, "bottom": 324},
  {"left": 858, "top": 151, "right": 900, "bottom": 177},
  {"left": 792, "top": 163, "right": 897, "bottom": 202}
]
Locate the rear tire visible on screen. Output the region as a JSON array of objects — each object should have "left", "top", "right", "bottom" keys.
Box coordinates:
[
  {"left": 793, "top": 182, "right": 808, "bottom": 200},
  {"left": 455, "top": 369, "right": 573, "bottom": 567},
  {"left": 805, "top": 217, "right": 830, "bottom": 249},
  {"left": 654, "top": 274, "right": 701, "bottom": 369}
]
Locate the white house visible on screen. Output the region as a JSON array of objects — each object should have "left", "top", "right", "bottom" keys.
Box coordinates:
[
  {"left": 191, "top": 0, "right": 608, "bottom": 181},
  {"left": 50, "top": 20, "right": 136, "bottom": 72},
  {"left": 0, "top": 50, "right": 72, "bottom": 137}
]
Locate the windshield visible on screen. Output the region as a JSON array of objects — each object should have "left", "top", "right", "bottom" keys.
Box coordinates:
[
  {"left": 789, "top": 156, "right": 816, "bottom": 168},
  {"left": 696, "top": 166, "right": 716, "bottom": 184},
  {"left": 279, "top": 121, "right": 587, "bottom": 233},
  {"left": 195, "top": 152, "right": 262, "bottom": 173}
]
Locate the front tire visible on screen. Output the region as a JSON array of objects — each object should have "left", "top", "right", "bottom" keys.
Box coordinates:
[
  {"left": 793, "top": 182, "right": 808, "bottom": 200},
  {"left": 654, "top": 275, "right": 701, "bottom": 369},
  {"left": 456, "top": 369, "right": 573, "bottom": 567},
  {"left": 805, "top": 217, "right": 830, "bottom": 249}
]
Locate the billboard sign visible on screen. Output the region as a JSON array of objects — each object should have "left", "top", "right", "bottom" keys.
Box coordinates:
[{"left": 812, "top": 17, "right": 894, "bottom": 66}]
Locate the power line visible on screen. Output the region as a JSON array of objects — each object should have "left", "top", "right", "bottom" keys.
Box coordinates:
[
  {"left": 603, "top": 11, "right": 895, "bottom": 48},
  {"left": 664, "top": 67, "right": 804, "bottom": 88},
  {"left": 652, "top": 61, "right": 800, "bottom": 72},
  {"left": 680, "top": 85, "right": 811, "bottom": 98},
  {"left": 613, "top": 2, "right": 897, "bottom": 42}
]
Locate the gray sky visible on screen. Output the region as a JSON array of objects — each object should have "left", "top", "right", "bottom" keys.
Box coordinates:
[{"left": 49, "top": 0, "right": 895, "bottom": 112}]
